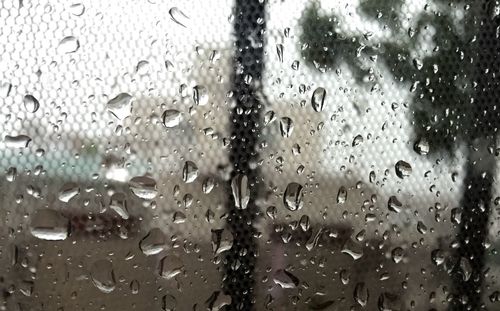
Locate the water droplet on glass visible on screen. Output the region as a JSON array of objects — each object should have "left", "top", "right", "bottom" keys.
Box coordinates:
[
  {"left": 311, "top": 87, "right": 326, "bottom": 112},
  {"left": 276, "top": 44, "right": 284, "bottom": 62},
  {"left": 169, "top": 7, "right": 189, "bottom": 28},
  {"left": 139, "top": 228, "right": 166, "bottom": 256},
  {"left": 417, "top": 221, "right": 427, "bottom": 234},
  {"left": 135, "top": 60, "right": 150, "bottom": 75},
  {"left": 264, "top": 110, "right": 276, "bottom": 126},
  {"left": 202, "top": 177, "right": 215, "bottom": 194},
  {"left": 129, "top": 175, "right": 157, "bottom": 200},
  {"left": 283, "top": 182, "right": 303, "bottom": 211},
  {"left": 30, "top": 209, "right": 69, "bottom": 241},
  {"left": 378, "top": 292, "right": 401, "bottom": 311},
  {"left": 414, "top": 137, "right": 430, "bottom": 155},
  {"left": 299, "top": 215, "right": 310, "bottom": 231},
  {"left": 6, "top": 167, "right": 17, "bottom": 182},
  {"left": 58, "top": 36, "right": 80, "bottom": 53},
  {"left": 23, "top": 95, "right": 39, "bottom": 113},
  {"left": 90, "top": 259, "right": 116, "bottom": 293},
  {"left": 273, "top": 269, "right": 299, "bottom": 288},
  {"left": 342, "top": 238, "right": 363, "bottom": 260},
  {"left": 231, "top": 174, "right": 250, "bottom": 209},
  {"left": 0, "top": 81, "right": 12, "bottom": 97},
  {"left": 109, "top": 192, "right": 129, "bottom": 219},
  {"left": 337, "top": 186, "right": 347, "bottom": 204},
  {"left": 280, "top": 117, "right": 294, "bottom": 138},
  {"left": 352, "top": 134, "right": 363, "bottom": 147},
  {"left": 107, "top": 93, "right": 132, "bottom": 120},
  {"left": 206, "top": 291, "right": 232, "bottom": 311},
  {"left": 211, "top": 229, "right": 233, "bottom": 255},
  {"left": 431, "top": 249, "right": 445, "bottom": 266},
  {"left": 58, "top": 182, "right": 80, "bottom": 202},
  {"left": 162, "top": 109, "right": 182, "bottom": 128},
  {"left": 182, "top": 161, "right": 199, "bottom": 183},
  {"left": 354, "top": 282, "right": 369, "bottom": 307},
  {"left": 413, "top": 58, "right": 423, "bottom": 70},
  {"left": 130, "top": 280, "right": 140, "bottom": 294},
  {"left": 159, "top": 255, "right": 183, "bottom": 279},
  {"left": 69, "top": 3, "right": 85, "bottom": 16},
  {"left": 193, "top": 85, "right": 208, "bottom": 106},
  {"left": 451, "top": 208, "right": 462, "bottom": 224},
  {"left": 459, "top": 257, "right": 472, "bottom": 281},
  {"left": 162, "top": 294, "right": 177, "bottom": 311},
  {"left": 291, "top": 60, "right": 300, "bottom": 70},
  {"left": 387, "top": 196, "right": 402, "bottom": 213},
  {"left": 5, "top": 135, "right": 31, "bottom": 148},
  {"left": 173, "top": 211, "right": 186, "bottom": 224},
  {"left": 391, "top": 247, "right": 404, "bottom": 263},
  {"left": 395, "top": 160, "right": 412, "bottom": 179}
]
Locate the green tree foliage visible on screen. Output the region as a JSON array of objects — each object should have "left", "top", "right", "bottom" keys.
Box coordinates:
[{"left": 300, "top": 0, "right": 480, "bottom": 154}]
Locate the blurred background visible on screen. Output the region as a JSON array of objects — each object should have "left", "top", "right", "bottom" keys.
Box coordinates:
[{"left": 1, "top": 0, "right": 500, "bottom": 310}]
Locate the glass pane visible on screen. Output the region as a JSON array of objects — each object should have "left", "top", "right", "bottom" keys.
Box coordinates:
[{"left": 1, "top": 0, "right": 499, "bottom": 310}]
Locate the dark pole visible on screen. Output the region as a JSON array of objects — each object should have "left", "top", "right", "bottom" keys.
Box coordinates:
[
  {"left": 224, "top": 0, "right": 266, "bottom": 310},
  {"left": 451, "top": 1, "right": 500, "bottom": 309}
]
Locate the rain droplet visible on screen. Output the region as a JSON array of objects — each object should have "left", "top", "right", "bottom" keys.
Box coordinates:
[
  {"left": 352, "top": 134, "right": 363, "bottom": 147},
  {"left": 58, "top": 182, "right": 80, "bottom": 202},
  {"left": 162, "top": 109, "right": 182, "bottom": 128},
  {"left": 273, "top": 269, "right": 299, "bottom": 289},
  {"left": 337, "top": 186, "right": 347, "bottom": 204},
  {"left": 206, "top": 291, "right": 232, "bottom": 311},
  {"left": 263, "top": 110, "right": 276, "bottom": 126},
  {"left": 130, "top": 280, "right": 140, "bottom": 294},
  {"left": 107, "top": 93, "right": 132, "bottom": 120},
  {"left": 5, "top": 135, "right": 31, "bottom": 148},
  {"left": 109, "top": 192, "right": 129, "bottom": 219},
  {"left": 30, "top": 209, "right": 69, "bottom": 241},
  {"left": 354, "top": 282, "right": 369, "bottom": 307},
  {"left": 417, "top": 221, "right": 427, "bottom": 234},
  {"left": 129, "top": 175, "right": 157, "bottom": 200},
  {"left": 6, "top": 167, "right": 17, "bottom": 182},
  {"left": 459, "top": 257, "right": 472, "bottom": 281},
  {"left": 391, "top": 247, "right": 404, "bottom": 263},
  {"left": 387, "top": 196, "right": 402, "bottom": 213},
  {"left": 182, "top": 161, "right": 198, "bottom": 183},
  {"left": 193, "top": 85, "right": 208, "bottom": 106},
  {"left": 395, "top": 160, "right": 412, "bottom": 179},
  {"left": 169, "top": 7, "right": 189, "bottom": 28},
  {"left": 311, "top": 87, "right": 326, "bottom": 112},
  {"left": 58, "top": 36, "right": 80, "bottom": 53},
  {"left": 69, "top": 3, "right": 85, "bottom": 16},
  {"left": 0, "top": 81, "right": 12, "bottom": 97},
  {"left": 23, "top": 95, "right": 39, "bottom": 113},
  {"left": 280, "top": 117, "right": 294, "bottom": 138},
  {"left": 283, "top": 182, "right": 303, "bottom": 211},
  {"left": 211, "top": 229, "right": 234, "bottom": 255},
  {"left": 412, "top": 138, "right": 429, "bottom": 156},
  {"left": 378, "top": 292, "right": 401, "bottom": 311},
  {"left": 90, "top": 259, "right": 116, "bottom": 293},
  {"left": 139, "top": 228, "right": 167, "bottom": 256},
  {"left": 451, "top": 208, "right": 462, "bottom": 224},
  {"left": 342, "top": 238, "right": 364, "bottom": 260},
  {"left": 162, "top": 294, "right": 177, "bottom": 311},
  {"left": 231, "top": 174, "right": 250, "bottom": 209},
  {"left": 431, "top": 249, "right": 445, "bottom": 266},
  {"left": 173, "top": 211, "right": 186, "bottom": 224},
  {"left": 276, "top": 44, "right": 284, "bottom": 62},
  {"left": 135, "top": 60, "right": 150, "bottom": 75},
  {"left": 413, "top": 58, "right": 423, "bottom": 70},
  {"left": 159, "top": 255, "right": 183, "bottom": 279},
  {"left": 202, "top": 177, "right": 215, "bottom": 194}
]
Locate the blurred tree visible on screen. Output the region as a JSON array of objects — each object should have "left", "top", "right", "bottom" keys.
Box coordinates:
[{"left": 300, "top": 1, "right": 500, "bottom": 310}]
